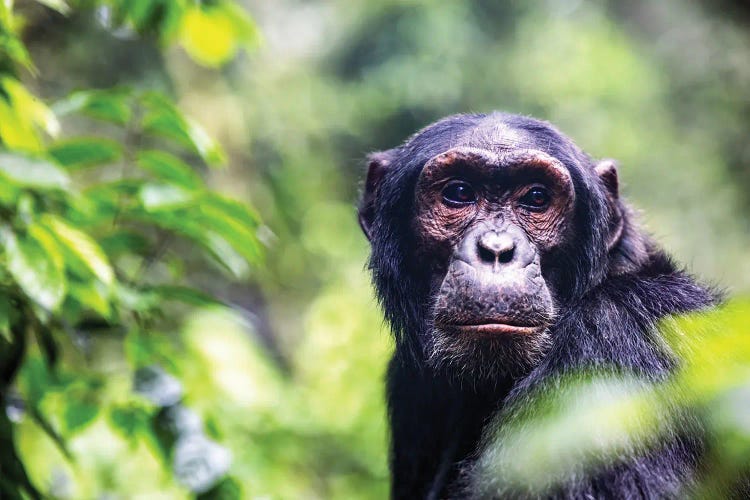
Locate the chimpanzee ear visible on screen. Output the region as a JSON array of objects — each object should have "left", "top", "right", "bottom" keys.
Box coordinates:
[
  {"left": 358, "top": 150, "right": 394, "bottom": 241},
  {"left": 595, "top": 159, "right": 624, "bottom": 250},
  {"left": 595, "top": 159, "right": 619, "bottom": 200}
]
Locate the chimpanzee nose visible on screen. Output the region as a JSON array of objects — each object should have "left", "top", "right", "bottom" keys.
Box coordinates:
[{"left": 477, "top": 231, "right": 515, "bottom": 264}]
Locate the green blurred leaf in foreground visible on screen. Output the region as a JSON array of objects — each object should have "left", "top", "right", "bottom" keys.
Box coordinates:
[{"left": 472, "top": 298, "right": 750, "bottom": 497}]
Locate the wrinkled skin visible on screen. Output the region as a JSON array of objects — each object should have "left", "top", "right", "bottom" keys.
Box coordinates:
[
  {"left": 413, "top": 146, "right": 575, "bottom": 376},
  {"left": 358, "top": 112, "right": 718, "bottom": 499}
]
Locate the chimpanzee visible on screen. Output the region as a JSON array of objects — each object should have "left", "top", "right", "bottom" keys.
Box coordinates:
[{"left": 358, "top": 112, "right": 718, "bottom": 499}]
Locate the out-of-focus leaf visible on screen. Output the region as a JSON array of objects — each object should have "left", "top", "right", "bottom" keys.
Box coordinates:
[
  {"left": 0, "top": 178, "right": 20, "bottom": 206},
  {"left": 0, "top": 153, "right": 70, "bottom": 190},
  {"left": 114, "top": 283, "right": 159, "bottom": 314},
  {"left": 116, "top": 0, "right": 183, "bottom": 41},
  {"left": 136, "top": 150, "right": 204, "bottom": 189},
  {"left": 473, "top": 377, "right": 663, "bottom": 496},
  {"left": 140, "top": 211, "right": 251, "bottom": 279},
  {"left": 139, "top": 183, "right": 196, "bottom": 211},
  {"left": 63, "top": 399, "right": 99, "bottom": 435},
  {"left": 28, "top": 404, "right": 73, "bottom": 461},
  {"left": 202, "top": 231, "right": 251, "bottom": 279},
  {"left": 162, "top": 405, "right": 204, "bottom": 436},
  {"left": 41, "top": 214, "right": 114, "bottom": 286},
  {"left": 198, "top": 199, "right": 263, "bottom": 265},
  {"left": 48, "top": 137, "right": 123, "bottom": 169},
  {"left": 18, "top": 357, "right": 47, "bottom": 407},
  {"left": 204, "top": 193, "right": 261, "bottom": 230},
  {"left": 0, "top": 294, "right": 11, "bottom": 343},
  {"left": 52, "top": 88, "right": 132, "bottom": 125},
  {"left": 134, "top": 365, "right": 183, "bottom": 408},
  {"left": 34, "top": 322, "right": 58, "bottom": 367},
  {"left": 0, "top": 25, "right": 34, "bottom": 71},
  {"left": 33, "top": 0, "right": 70, "bottom": 14},
  {"left": 179, "top": 2, "right": 259, "bottom": 67},
  {"left": 82, "top": 178, "right": 144, "bottom": 221},
  {"left": 2, "top": 225, "right": 66, "bottom": 311},
  {"left": 148, "top": 285, "right": 222, "bottom": 307},
  {"left": 197, "top": 476, "right": 243, "bottom": 500},
  {"left": 140, "top": 92, "right": 225, "bottom": 166},
  {"left": 68, "top": 280, "right": 112, "bottom": 319},
  {"left": 99, "top": 230, "right": 150, "bottom": 257},
  {"left": 109, "top": 405, "right": 150, "bottom": 441},
  {"left": 179, "top": 6, "right": 236, "bottom": 67},
  {"left": 173, "top": 434, "right": 232, "bottom": 494},
  {"left": 129, "top": 184, "right": 262, "bottom": 277},
  {"left": 223, "top": 2, "right": 261, "bottom": 45},
  {"left": 1, "top": 78, "right": 59, "bottom": 138},
  {"left": 0, "top": 98, "right": 42, "bottom": 152}
]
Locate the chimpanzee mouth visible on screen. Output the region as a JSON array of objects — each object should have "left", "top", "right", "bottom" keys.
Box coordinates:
[{"left": 438, "top": 321, "right": 545, "bottom": 336}]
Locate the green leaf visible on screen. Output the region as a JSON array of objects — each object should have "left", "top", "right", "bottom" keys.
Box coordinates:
[
  {"left": 118, "top": 0, "right": 183, "bottom": 41},
  {"left": 136, "top": 150, "right": 204, "bottom": 189},
  {"left": 204, "top": 193, "right": 261, "bottom": 229},
  {"left": 35, "top": 322, "right": 58, "bottom": 367},
  {"left": 68, "top": 280, "right": 112, "bottom": 318},
  {"left": 99, "top": 230, "right": 150, "bottom": 257},
  {"left": 81, "top": 178, "right": 145, "bottom": 223},
  {"left": 148, "top": 285, "right": 222, "bottom": 306},
  {"left": 49, "top": 137, "right": 123, "bottom": 169},
  {"left": 0, "top": 27, "right": 34, "bottom": 72},
  {"left": 18, "top": 356, "right": 50, "bottom": 406},
  {"left": 140, "top": 92, "right": 225, "bottom": 166},
  {"left": 0, "top": 77, "right": 60, "bottom": 140},
  {"left": 41, "top": 214, "right": 115, "bottom": 286},
  {"left": 53, "top": 89, "right": 132, "bottom": 125},
  {"left": 0, "top": 153, "right": 70, "bottom": 190},
  {"left": 202, "top": 231, "right": 251, "bottom": 279},
  {"left": 197, "top": 476, "right": 243, "bottom": 500},
  {"left": 139, "top": 183, "right": 196, "bottom": 211},
  {"left": 0, "top": 294, "right": 10, "bottom": 343},
  {"left": 131, "top": 191, "right": 262, "bottom": 278},
  {"left": 198, "top": 199, "right": 263, "bottom": 265},
  {"left": 109, "top": 405, "right": 149, "bottom": 441},
  {"left": 139, "top": 211, "right": 251, "bottom": 279},
  {"left": 2, "top": 225, "right": 66, "bottom": 311},
  {"left": 0, "top": 97, "right": 42, "bottom": 151},
  {"left": 63, "top": 399, "right": 99, "bottom": 435}
]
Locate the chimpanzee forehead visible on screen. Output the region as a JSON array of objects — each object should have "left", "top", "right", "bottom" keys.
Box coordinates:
[
  {"left": 406, "top": 113, "right": 581, "bottom": 167},
  {"left": 459, "top": 121, "right": 538, "bottom": 152}
]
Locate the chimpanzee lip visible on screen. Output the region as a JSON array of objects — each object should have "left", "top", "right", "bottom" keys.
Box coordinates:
[{"left": 442, "top": 321, "right": 543, "bottom": 336}]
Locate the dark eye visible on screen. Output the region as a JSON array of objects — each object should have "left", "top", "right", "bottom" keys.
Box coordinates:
[
  {"left": 519, "top": 186, "right": 551, "bottom": 209},
  {"left": 442, "top": 181, "right": 477, "bottom": 206}
]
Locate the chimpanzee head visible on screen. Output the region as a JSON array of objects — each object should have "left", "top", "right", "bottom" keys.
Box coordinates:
[{"left": 359, "top": 113, "right": 648, "bottom": 378}]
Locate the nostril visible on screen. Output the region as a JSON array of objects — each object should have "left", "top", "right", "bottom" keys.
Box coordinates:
[
  {"left": 498, "top": 248, "right": 514, "bottom": 264},
  {"left": 478, "top": 245, "right": 495, "bottom": 263}
]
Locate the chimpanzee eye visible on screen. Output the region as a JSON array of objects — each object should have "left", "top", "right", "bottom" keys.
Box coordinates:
[
  {"left": 519, "top": 186, "right": 551, "bottom": 209},
  {"left": 442, "top": 181, "right": 477, "bottom": 206}
]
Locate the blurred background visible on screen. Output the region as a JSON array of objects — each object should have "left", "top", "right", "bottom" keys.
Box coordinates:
[{"left": 7, "top": 0, "right": 750, "bottom": 497}]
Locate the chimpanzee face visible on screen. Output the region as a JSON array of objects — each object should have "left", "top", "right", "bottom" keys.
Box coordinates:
[
  {"left": 412, "top": 147, "right": 578, "bottom": 376},
  {"left": 359, "top": 114, "right": 623, "bottom": 378}
]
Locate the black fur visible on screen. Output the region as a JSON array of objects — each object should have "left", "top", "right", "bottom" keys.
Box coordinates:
[{"left": 359, "top": 113, "right": 718, "bottom": 499}]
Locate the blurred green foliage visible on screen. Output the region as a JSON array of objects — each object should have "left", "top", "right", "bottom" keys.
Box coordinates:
[
  {"left": 0, "top": 0, "right": 749, "bottom": 498},
  {"left": 471, "top": 298, "right": 750, "bottom": 497},
  {"left": 0, "top": 0, "right": 266, "bottom": 497}
]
